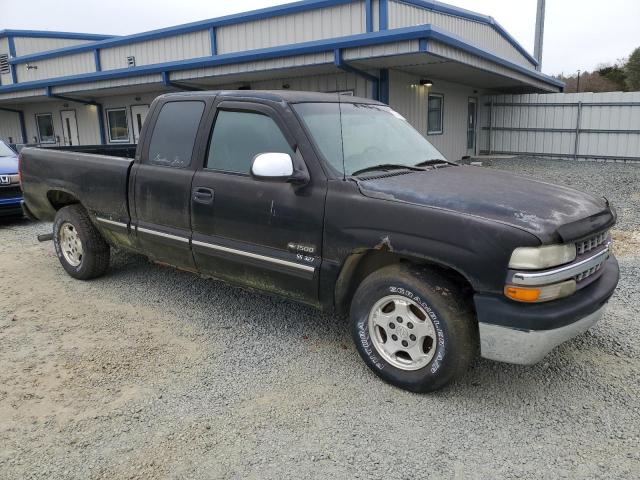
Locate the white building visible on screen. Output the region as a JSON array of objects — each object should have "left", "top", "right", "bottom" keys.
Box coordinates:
[{"left": 0, "top": 0, "right": 562, "bottom": 161}]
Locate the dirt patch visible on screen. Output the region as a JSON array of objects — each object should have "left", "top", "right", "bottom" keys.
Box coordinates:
[{"left": 611, "top": 229, "right": 640, "bottom": 257}]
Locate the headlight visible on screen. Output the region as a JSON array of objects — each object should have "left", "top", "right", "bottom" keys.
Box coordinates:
[
  {"left": 504, "top": 280, "right": 577, "bottom": 303},
  {"left": 509, "top": 244, "right": 576, "bottom": 270}
]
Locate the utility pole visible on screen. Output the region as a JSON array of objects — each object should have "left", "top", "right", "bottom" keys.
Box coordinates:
[
  {"left": 577, "top": 70, "right": 581, "bottom": 92},
  {"left": 534, "top": 0, "right": 546, "bottom": 71}
]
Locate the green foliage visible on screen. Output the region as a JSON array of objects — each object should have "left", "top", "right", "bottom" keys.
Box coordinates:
[
  {"left": 626, "top": 47, "right": 640, "bottom": 91},
  {"left": 598, "top": 65, "right": 627, "bottom": 91}
]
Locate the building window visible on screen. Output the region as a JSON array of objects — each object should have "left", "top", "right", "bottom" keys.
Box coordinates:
[
  {"left": 147, "top": 101, "right": 205, "bottom": 167},
  {"left": 106, "top": 108, "right": 130, "bottom": 142},
  {"left": 35, "top": 113, "right": 56, "bottom": 144},
  {"left": 427, "top": 94, "right": 444, "bottom": 135}
]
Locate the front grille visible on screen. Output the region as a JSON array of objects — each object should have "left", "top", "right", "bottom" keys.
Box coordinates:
[
  {"left": 0, "top": 185, "right": 22, "bottom": 200},
  {"left": 576, "top": 231, "right": 608, "bottom": 256},
  {"left": 575, "top": 261, "right": 605, "bottom": 282}
]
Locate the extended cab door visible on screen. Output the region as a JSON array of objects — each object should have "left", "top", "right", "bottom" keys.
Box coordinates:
[
  {"left": 190, "top": 100, "right": 327, "bottom": 305},
  {"left": 130, "top": 97, "right": 211, "bottom": 270}
]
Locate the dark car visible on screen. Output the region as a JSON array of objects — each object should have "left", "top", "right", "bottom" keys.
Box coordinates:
[
  {"left": 0, "top": 140, "right": 23, "bottom": 217},
  {"left": 19, "top": 91, "right": 619, "bottom": 392}
]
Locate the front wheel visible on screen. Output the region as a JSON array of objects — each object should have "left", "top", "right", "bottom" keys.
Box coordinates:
[
  {"left": 53, "top": 205, "right": 110, "bottom": 280},
  {"left": 350, "top": 264, "right": 477, "bottom": 393}
]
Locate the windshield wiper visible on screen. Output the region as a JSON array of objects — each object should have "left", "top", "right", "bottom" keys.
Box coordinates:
[
  {"left": 351, "top": 164, "right": 424, "bottom": 177},
  {"left": 415, "top": 158, "right": 451, "bottom": 167}
]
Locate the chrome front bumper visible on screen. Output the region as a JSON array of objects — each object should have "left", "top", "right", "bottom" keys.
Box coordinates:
[{"left": 479, "top": 304, "right": 606, "bottom": 365}]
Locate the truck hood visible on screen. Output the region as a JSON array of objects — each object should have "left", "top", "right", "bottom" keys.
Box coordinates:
[
  {"left": 0, "top": 154, "right": 18, "bottom": 175},
  {"left": 357, "top": 165, "right": 611, "bottom": 242}
]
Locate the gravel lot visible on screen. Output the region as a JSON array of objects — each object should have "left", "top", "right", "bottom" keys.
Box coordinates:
[{"left": 1, "top": 157, "right": 639, "bottom": 479}]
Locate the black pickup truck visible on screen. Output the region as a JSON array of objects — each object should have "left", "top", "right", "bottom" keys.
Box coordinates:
[{"left": 20, "top": 91, "right": 619, "bottom": 392}]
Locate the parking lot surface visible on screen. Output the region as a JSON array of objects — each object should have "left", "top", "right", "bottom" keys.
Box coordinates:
[{"left": 1, "top": 157, "right": 639, "bottom": 479}]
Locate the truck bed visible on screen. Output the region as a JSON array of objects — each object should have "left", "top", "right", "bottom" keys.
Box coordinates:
[{"left": 20, "top": 146, "right": 135, "bottom": 223}]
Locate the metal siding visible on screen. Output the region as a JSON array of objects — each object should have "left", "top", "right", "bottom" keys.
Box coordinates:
[
  {"left": 481, "top": 91, "right": 640, "bottom": 161},
  {"left": 99, "top": 30, "right": 210, "bottom": 71},
  {"left": 16, "top": 51, "right": 95, "bottom": 82},
  {"left": 343, "top": 39, "right": 417, "bottom": 59},
  {"left": 53, "top": 74, "right": 163, "bottom": 94},
  {"left": 171, "top": 52, "right": 334, "bottom": 81},
  {"left": 0, "top": 38, "right": 12, "bottom": 86},
  {"left": 19, "top": 101, "right": 102, "bottom": 145},
  {"left": 247, "top": 71, "right": 370, "bottom": 97},
  {"left": 13, "top": 37, "right": 94, "bottom": 56},
  {"left": 389, "top": 69, "right": 475, "bottom": 161},
  {"left": 216, "top": 2, "right": 366, "bottom": 54},
  {"left": 372, "top": 0, "right": 380, "bottom": 31},
  {"left": 0, "top": 109, "right": 22, "bottom": 143},
  {"left": 388, "top": 0, "right": 534, "bottom": 68}
]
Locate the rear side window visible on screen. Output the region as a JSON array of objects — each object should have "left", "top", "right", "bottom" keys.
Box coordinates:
[
  {"left": 147, "top": 101, "right": 205, "bottom": 167},
  {"left": 206, "top": 110, "right": 294, "bottom": 174}
]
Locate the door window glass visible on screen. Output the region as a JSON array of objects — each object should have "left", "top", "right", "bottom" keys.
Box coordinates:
[
  {"left": 147, "top": 101, "right": 205, "bottom": 167},
  {"left": 106, "top": 108, "right": 130, "bottom": 142},
  {"left": 36, "top": 113, "right": 55, "bottom": 143},
  {"left": 206, "top": 110, "right": 294, "bottom": 174},
  {"left": 427, "top": 94, "right": 444, "bottom": 135}
]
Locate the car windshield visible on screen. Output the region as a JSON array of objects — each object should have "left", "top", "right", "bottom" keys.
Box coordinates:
[
  {"left": 293, "top": 102, "right": 447, "bottom": 176},
  {"left": 0, "top": 141, "right": 16, "bottom": 157}
]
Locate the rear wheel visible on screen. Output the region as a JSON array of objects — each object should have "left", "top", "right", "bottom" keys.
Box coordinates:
[
  {"left": 350, "top": 264, "right": 477, "bottom": 392},
  {"left": 53, "top": 205, "right": 110, "bottom": 280}
]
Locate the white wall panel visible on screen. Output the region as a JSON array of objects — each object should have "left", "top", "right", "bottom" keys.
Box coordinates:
[
  {"left": 246, "top": 71, "right": 370, "bottom": 97},
  {"left": 14, "top": 37, "right": 94, "bottom": 56},
  {"left": 217, "top": 2, "right": 366, "bottom": 54},
  {"left": 0, "top": 110, "right": 22, "bottom": 143},
  {"left": 16, "top": 51, "right": 95, "bottom": 82},
  {"left": 388, "top": 0, "right": 535, "bottom": 68},
  {"left": 389, "top": 69, "right": 477, "bottom": 161},
  {"left": 99, "top": 30, "right": 210, "bottom": 71},
  {"left": 0, "top": 38, "right": 12, "bottom": 86}
]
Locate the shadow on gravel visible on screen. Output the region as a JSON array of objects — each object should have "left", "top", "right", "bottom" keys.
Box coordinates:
[{"left": 0, "top": 215, "right": 31, "bottom": 228}]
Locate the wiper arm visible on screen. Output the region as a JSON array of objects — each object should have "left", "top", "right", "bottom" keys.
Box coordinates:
[
  {"left": 415, "top": 158, "right": 452, "bottom": 167},
  {"left": 351, "top": 164, "right": 424, "bottom": 177}
]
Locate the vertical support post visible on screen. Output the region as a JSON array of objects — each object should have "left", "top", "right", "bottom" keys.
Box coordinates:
[
  {"left": 17, "top": 110, "right": 27, "bottom": 144},
  {"left": 574, "top": 101, "right": 582, "bottom": 160},
  {"left": 96, "top": 103, "right": 106, "bottom": 145},
  {"left": 209, "top": 26, "right": 217, "bottom": 56},
  {"left": 533, "top": 0, "right": 546, "bottom": 71},
  {"left": 94, "top": 49, "right": 101, "bottom": 71},
  {"left": 488, "top": 100, "right": 494, "bottom": 155},
  {"left": 7, "top": 36, "right": 18, "bottom": 84},
  {"left": 379, "top": 0, "right": 389, "bottom": 30},
  {"left": 365, "top": 0, "right": 373, "bottom": 33},
  {"left": 379, "top": 69, "right": 389, "bottom": 105}
]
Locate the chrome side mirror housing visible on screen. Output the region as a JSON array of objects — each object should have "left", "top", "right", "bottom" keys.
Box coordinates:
[{"left": 251, "top": 152, "right": 294, "bottom": 180}]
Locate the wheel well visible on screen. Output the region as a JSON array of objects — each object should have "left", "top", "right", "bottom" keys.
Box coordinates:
[
  {"left": 334, "top": 250, "right": 475, "bottom": 316},
  {"left": 47, "top": 190, "right": 80, "bottom": 211}
]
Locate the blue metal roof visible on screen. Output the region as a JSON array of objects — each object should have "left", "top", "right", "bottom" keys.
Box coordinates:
[{"left": 0, "top": 29, "right": 114, "bottom": 41}]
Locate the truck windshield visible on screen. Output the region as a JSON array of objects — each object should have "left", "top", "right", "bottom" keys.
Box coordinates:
[
  {"left": 0, "top": 141, "right": 16, "bottom": 157},
  {"left": 293, "top": 102, "right": 447, "bottom": 176}
]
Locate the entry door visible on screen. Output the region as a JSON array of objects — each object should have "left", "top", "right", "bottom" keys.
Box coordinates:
[
  {"left": 60, "top": 110, "right": 80, "bottom": 146},
  {"left": 190, "top": 101, "right": 326, "bottom": 305},
  {"left": 131, "top": 105, "right": 150, "bottom": 144},
  {"left": 131, "top": 99, "right": 209, "bottom": 270},
  {"left": 467, "top": 98, "right": 477, "bottom": 156}
]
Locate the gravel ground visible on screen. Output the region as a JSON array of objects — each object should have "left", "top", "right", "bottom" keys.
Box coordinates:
[{"left": 1, "top": 157, "right": 639, "bottom": 479}]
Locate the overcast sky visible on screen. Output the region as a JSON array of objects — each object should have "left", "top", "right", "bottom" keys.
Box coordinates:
[{"left": 3, "top": 0, "right": 639, "bottom": 75}]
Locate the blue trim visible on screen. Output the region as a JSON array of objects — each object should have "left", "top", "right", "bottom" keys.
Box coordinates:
[
  {"left": 379, "top": 68, "right": 389, "bottom": 104},
  {"left": 0, "top": 107, "right": 27, "bottom": 143},
  {"left": 96, "top": 104, "right": 106, "bottom": 145},
  {"left": 0, "top": 25, "right": 564, "bottom": 94},
  {"left": 395, "top": 0, "right": 539, "bottom": 66},
  {"left": 365, "top": 0, "right": 373, "bottom": 32},
  {"left": 419, "top": 38, "right": 428, "bottom": 52},
  {"left": 209, "top": 27, "right": 217, "bottom": 56},
  {"left": 379, "top": 0, "right": 389, "bottom": 30},
  {"left": 0, "top": 29, "right": 113, "bottom": 41},
  {"left": 9, "top": 0, "right": 356, "bottom": 65},
  {"left": 334, "top": 48, "right": 379, "bottom": 100},
  {"left": 7, "top": 36, "right": 18, "bottom": 83},
  {"left": 94, "top": 49, "right": 101, "bottom": 71}
]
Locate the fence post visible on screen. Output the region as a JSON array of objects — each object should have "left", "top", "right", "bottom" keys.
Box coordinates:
[
  {"left": 488, "top": 99, "right": 494, "bottom": 155},
  {"left": 574, "top": 101, "right": 582, "bottom": 160}
]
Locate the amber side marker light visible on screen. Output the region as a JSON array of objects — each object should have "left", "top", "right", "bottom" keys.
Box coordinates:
[{"left": 504, "top": 286, "right": 541, "bottom": 302}]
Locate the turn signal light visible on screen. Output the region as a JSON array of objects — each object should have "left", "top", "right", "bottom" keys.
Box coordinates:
[{"left": 504, "top": 280, "right": 577, "bottom": 303}]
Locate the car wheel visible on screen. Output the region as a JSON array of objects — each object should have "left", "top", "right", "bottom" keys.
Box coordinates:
[
  {"left": 53, "top": 205, "right": 110, "bottom": 280},
  {"left": 350, "top": 264, "right": 477, "bottom": 392}
]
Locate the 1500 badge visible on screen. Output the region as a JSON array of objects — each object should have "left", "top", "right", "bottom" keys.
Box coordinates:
[{"left": 287, "top": 242, "right": 316, "bottom": 254}]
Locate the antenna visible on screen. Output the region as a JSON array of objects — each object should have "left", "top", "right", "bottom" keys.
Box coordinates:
[{"left": 534, "top": 0, "right": 546, "bottom": 71}]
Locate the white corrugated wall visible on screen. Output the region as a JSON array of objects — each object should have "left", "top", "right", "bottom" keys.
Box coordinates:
[{"left": 0, "top": 110, "right": 22, "bottom": 144}]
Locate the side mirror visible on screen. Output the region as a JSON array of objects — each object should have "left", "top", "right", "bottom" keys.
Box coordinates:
[{"left": 251, "top": 152, "right": 294, "bottom": 180}]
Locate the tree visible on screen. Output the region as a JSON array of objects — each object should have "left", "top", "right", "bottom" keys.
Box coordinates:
[
  {"left": 626, "top": 47, "right": 640, "bottom": 91},
  {"left": 598, "top": 62, "right": 627, "bottom": 91}
]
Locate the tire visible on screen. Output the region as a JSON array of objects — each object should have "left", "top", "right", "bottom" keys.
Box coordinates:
[
  {"left": 52, "top": 205, "right": 110, "bottom": 280},
  {"left": 350, "top": 264, "right": 477, "bottom": 393}
]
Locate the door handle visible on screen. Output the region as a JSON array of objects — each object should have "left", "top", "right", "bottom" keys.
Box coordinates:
[{"left": 193, "top": 187, "right": 214, "bottom": 205}]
